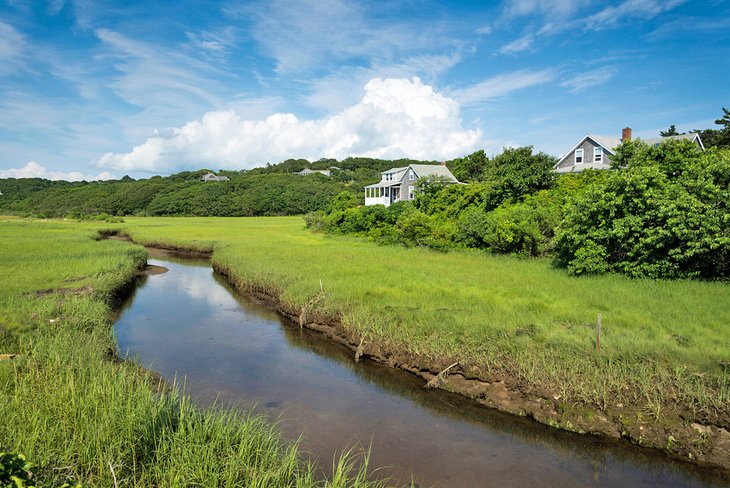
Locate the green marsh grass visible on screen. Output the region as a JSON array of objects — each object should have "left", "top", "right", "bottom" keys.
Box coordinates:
[
  {"left": 115, "top": 216, "right": 730, "bottom": 421},
  {"left": 0, "top": 219, "right": 382, "bottom": 487}
]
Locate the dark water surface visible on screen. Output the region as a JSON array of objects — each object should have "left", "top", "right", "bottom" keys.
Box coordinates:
[{"left": 114, "top": 249, "right": 727, "bottom": 488}]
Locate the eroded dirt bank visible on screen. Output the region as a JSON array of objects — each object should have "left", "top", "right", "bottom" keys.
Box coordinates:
[
  {"left": 212, "top": 261, "right": 730, "bottom": 474},
  {"left": 110, "top": 231, "right": 730, "bottom": 474}
]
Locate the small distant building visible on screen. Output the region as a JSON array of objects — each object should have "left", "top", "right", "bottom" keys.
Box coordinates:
[
  {"left": 293, "top": 168, "right": 332, "bottom": 176},
  {"left": 200, "top": 172, "right": 229, "bottom": 182},
  {"left": 555, "top": 127, "right": 705, "bottom": 173},
  {"left": 364, "top": 163, "right": 459, "bottom": 207}
]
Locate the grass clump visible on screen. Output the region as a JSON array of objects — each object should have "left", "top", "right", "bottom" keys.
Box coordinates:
[{"left": 0, "top": 219, "right": 382, "bottom": 487}]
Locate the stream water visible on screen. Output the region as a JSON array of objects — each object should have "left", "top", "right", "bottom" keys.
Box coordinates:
[{"left": 113, "top": 248, "right": 728, "bottom": 488}]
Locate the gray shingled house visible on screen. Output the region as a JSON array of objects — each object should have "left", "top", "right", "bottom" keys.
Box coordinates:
[
  {"left": 554, "top": 127, "right": 705, "bottom": 173},
  {"left": 364, "top": 163, "right": 459, "bottom": 207}
]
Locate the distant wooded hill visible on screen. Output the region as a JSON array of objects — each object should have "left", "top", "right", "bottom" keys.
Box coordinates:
[{"left": 0, "top": 157, "right": 436, "bottom": 218}]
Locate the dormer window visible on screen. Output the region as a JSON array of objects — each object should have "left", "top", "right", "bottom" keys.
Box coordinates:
[
  {"left": 575, "top": 148, "right": 584, "bottom": 164},
  {"left": 594, "top": 147, "right": 603, "bottom": 163},
  {"left": 384, "top": 173, "right": 391, "bottom": 181}
]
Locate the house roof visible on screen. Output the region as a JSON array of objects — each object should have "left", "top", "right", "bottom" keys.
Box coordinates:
[
  {"left": 201, "top": 172, "right": 228, "bottom": 181},
  {"left": 410, "top": 164, "right": 458, "bottom": 181},
  {"left": 643, "top": 132, "right": 705, "bottom": 150},
  {"left": 587, "top": 135, "right": 621, "bottom": 154},
  {"left": 555, "top": 162, "right": 612, "bottom": 173},
  {"left": 380, "top": 167, "right": 407, "bottom": 175},
  {"left": 364, "top": 181, "right": 402, "bottom": 189},
  {"left": 366, "top": 164, "right": 458, "bottom": 189}
]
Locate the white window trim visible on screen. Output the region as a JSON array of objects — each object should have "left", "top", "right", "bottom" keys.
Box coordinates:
[
  {"left": 408, "top": 169, "right": 415, "bottom": 180},
  {"left": 575, "top": 148, "right": 584, "bottom": 164},
  {"left": 408, "top": 185, "right": 414, "bottom": 199},
  {"left": 594, "top": 147, "right": 603, "bottom": 163}
]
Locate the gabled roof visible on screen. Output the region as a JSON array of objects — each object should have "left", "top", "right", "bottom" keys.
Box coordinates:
[
  {"left": 410, "top": 164, "right": 458, "bottom": 182},
  {"left": 380, "top": 167, "right": 407, "bottom": 175},
  {"left": 643, "top": 132, "right": 705, "bottom": 150},
  {"left": 587, "top": 135, "right": 621, "bottom": 154},
  {"left": 556, "top": 134, "right": 620, "bottom": 168},
  {"left": 366, "top": 164, "right": 459, "bottom": 188}
]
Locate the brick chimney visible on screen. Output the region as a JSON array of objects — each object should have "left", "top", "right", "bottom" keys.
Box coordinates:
[
  {"left": 622, "top": 127, "right": 632, "bottom": 142},
  {"left": 440, "top": 161, "right": 446, "bottom": 166}
]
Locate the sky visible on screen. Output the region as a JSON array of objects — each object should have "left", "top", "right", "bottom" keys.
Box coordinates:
[{"left": 1, "top": 0, "right": 729, "bottom": 181}]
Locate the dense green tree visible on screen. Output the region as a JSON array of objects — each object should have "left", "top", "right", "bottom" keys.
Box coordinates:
[
  {"left": 610, "top": 138, "right": 703, "bottom": 177},
  {"left": 555, "top": 145, "right": 730, "bottom": 279},
  {"left": 480, "top": 146, "right": 557, "bottom": 209},
  {"left": 660, "top": 124, "right": 680, "bottom": 137},
  {"left": 448, "top": 150, "right": 489, "bottom": 182}
]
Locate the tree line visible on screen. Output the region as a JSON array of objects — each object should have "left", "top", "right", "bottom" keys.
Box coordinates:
[
  {"left": 0, "top": 158, "right": 429, "bottom": 219},
  {"left": 308, "top": 138, "right": 729, "bottom": 280}
]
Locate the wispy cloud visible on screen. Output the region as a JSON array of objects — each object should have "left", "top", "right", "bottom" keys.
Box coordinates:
[
  {"left": 586, "top": 0, "right": 688, "bottom": 28},
  {"left": 228, "top": 0, "right": 452, "bottom": 75},
  {"left": 502, "top": 0, "right": 588, "bottom": 19},
  {"left": 0, "top": 161, "right": 116, "bottom": 181},
  {"left": 450, "top": 69, "right": 556, "bottom": 105},
  {"left": 185, "top": 27, "right": 236, "bottom": 61},
  {"left": 560, "top": 66, "right": 618, "bottom": 92},
  {"left": 0, "top": 20, "right": 27, "bottom": 75},
  {"left": 475, "top": 25, "right": 492, "bottom": 35},
  {"left": 96, "top": 28, "right": 227, "bottom": 106},
  {"left": 498, "top": 34, "right": 533, "bottom": 54},
  {"left": 497, "top": 0, "right": 687, "bottom": 55},
  {"left": 647, "top": 15, "right": 730, "bottom": 39}
]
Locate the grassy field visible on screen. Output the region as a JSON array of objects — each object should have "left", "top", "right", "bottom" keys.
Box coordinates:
[
  {"left": 115, "top": 216, "right": 730, "bottom": 425},
  {"left": 2, "top": 216, "right": 729, "bottom": 481},
  {"left": 0, "top": 218, "right": 381, "bottom": 487}
]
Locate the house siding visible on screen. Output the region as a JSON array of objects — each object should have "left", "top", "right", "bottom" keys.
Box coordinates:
[
  {"left": 556, "top": 138, "right": 612, "bottom": 172},
  {"left": 364, "top": 164, "right": 458, "bottom": 206}
]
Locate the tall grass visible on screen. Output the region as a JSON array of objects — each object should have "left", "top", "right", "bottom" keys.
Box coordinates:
[
  {"left": 0, "top": 219, "right": 383, "bottom": 487},
  {"left": 116, "top": 216, "right": 730, "bottom": 421}
]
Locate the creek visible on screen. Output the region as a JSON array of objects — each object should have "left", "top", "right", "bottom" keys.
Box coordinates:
[{"left": 113, "top": 248, "right": 727, "bottom": 488}]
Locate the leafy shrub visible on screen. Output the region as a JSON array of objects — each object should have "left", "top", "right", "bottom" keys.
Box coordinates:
[
  {"left": 0, "top": 451, "right": 34, "bottom": 487},
  {"left": 555, "top": 146, "right": 730, "bottom": 279}
]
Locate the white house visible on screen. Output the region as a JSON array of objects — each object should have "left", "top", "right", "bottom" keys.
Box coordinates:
[{"left": 364, "top": 164, "right": 459, "bottom": 207}]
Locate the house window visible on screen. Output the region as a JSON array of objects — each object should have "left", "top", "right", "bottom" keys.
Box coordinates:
[
  {"left": 594, "top": 147, "right": 603, "bottom": 163},
  {"left": 408, "top": 169, "right": 415, "bottom": 180},
  {"left": 408, "top": 185, "right": 414, "bottom": 200},
  {"left": 575, "top": 148, "right": 584, "bottom": 164}
]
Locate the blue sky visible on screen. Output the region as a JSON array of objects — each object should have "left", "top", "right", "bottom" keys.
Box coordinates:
[{"left": 1, "top": 0, "right": 729, "bottom": 180}]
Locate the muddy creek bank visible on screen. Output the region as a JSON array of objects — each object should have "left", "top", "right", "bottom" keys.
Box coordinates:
[{"left": 113, "top": 248, "right": 728, "bottom": 487}]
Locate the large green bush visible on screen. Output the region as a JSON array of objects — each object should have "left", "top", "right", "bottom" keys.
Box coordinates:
[{"left": 555, "top": 143, "right": 730, "bottom": 279}]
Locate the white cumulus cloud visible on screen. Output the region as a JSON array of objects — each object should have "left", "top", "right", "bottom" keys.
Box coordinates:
[
  {"left": 0, "top": 161, "right": 117, "bottom": 181},
  {"left": 96, "top": 77, "right": 483, "bottom": 172}
]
